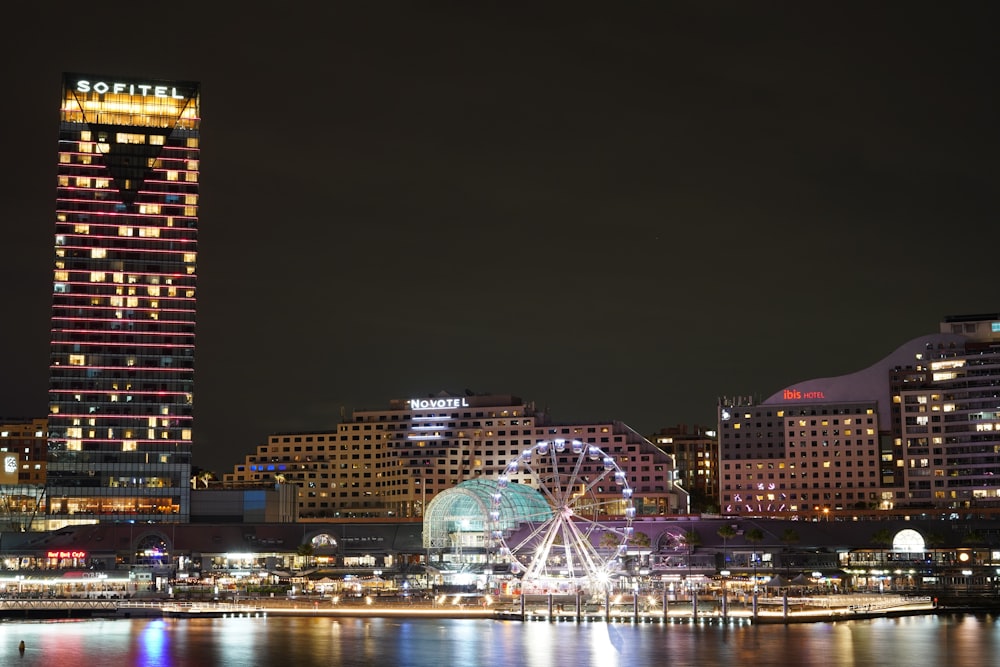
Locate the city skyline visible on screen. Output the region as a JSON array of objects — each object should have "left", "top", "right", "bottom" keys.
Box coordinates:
[{"left": 1, "top": 4, "right": 996, "bottom": 476}]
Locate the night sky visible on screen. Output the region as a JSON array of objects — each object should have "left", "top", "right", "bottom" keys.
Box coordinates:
[{"left": 1, "top": 3, "right": 996, "bottom": 475}]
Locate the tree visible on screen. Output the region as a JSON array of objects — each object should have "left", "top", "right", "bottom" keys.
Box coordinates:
[
  {"left": 717, "top": 525, "right": 737, "bottom": 569},
  {"left": 630, "top": 531, "right": 651, "bottom": 549},
  {"left": 680, "top": 528, "right": 701, "bottom": 574},
  {"left": 870, "top": 528, "right": 893, "bottom": 564},
  {"left": 780, "top": 528, "right": 800, "bottom": 575},
  {"left": 961, "top": 530, "right": 984, "bottom": 545},
  {"left": 599, "top": 531, "right": 621, "bottom": 549},
  {"left": 744, "top": 528, "right": 765, "bottom": 587},
  {"left": 296, "top": 543, "right": 315, "bottom": 569}
]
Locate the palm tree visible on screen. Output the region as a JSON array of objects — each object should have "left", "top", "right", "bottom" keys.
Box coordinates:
[
  {"left": 923, "top": 531, "right": 944, "bottom": 567},
  {"left": 599, "top": 531, "right": 621, "bottom": 550},
  {"left": 780, "top": 528, "right": 799, "bottom": 547},
  {"left": 717, "top": 525, "right": 737, "bottom": 570},
  {"left": 680, "top": 528, "right": 701, "bottom": 571},
  {"left": 870, "top": 528, "right": 893, "bottom": 565},
  {"left": 680, "top": 529, "right": 702, "bottom": 597},
  {"left": 744, "top": 527, "right": 765, "bottom": 587},
  {"left": 296, "top": 543, "right": 315, "bottom": 570},
  {"left": 199, "top": 470, "right": 215, "bottom": 488},
  {"left": 780, "top": 528, "right": 800, "bottom": 576},
  {"left": 630, "top": 531, "right": 651, "bottom": 549}
]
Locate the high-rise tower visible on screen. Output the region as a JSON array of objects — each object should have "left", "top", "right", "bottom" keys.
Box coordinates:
[{"left": 47, "top": 73, "right": 200, "bottom": 526}]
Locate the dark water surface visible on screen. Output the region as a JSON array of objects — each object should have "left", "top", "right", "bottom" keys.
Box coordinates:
[{"left": 1, "top": 613, "right": 996, "bottom": 667}]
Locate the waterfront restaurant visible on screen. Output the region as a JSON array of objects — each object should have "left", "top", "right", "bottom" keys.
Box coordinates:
[{"left": 1, "top": 513, "right": 998, "bottom": 598}]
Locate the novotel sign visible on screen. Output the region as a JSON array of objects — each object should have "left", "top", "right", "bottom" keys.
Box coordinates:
[
  {"left": 782, "top": 389, "right": 827, "bottom": 401},
  {"left": 408, "top": 397, "right": 470, "bottom": 410},
  {"left": 75, "top": 79, "right": 186, "bottom": 99},
  {"left": 46, "top": 550, "right": 86, "bottom": 559}
]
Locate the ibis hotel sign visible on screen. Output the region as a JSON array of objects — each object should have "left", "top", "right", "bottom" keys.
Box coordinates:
[
  {"left": 781, "top": 388, "right": 827, "bottom": 401},
  {"left": 408, "top": 397, "right": 470, "bottom": 410}
]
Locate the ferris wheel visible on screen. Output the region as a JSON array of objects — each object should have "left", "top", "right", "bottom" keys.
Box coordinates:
[{"left": 488, "top": 439, "right": 636, "bottom": 593}]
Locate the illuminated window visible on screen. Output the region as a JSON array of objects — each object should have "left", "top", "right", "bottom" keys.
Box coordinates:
[
  {"left": 68, "top": 354, "right": 86, "bottom": 366},
  {"left": 91, "top": 248, "right": 107, "bottom": 259},
  {"left": 116, "top": 132, "right": 146, "bottom": 144}
]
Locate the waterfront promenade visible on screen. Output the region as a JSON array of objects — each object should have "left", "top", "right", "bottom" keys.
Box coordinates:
[{"left": 0, "top": 592, "right": 950, "bottom": 624}]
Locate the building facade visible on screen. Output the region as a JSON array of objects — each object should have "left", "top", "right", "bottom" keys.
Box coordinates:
[
  {"left": 224, "top": 392, "right": 683, "bottom": 518},
  {"left": 0, "top": 418, "right": 48, "bottom": 531},
  {"left": 650, "top": 424, "right": 717, "bottom": 506},
  {"left": 718, "top": 313, "right": 1000, "bottom": 517},
  {"left": 46, "top": 73, "right": 200, "bottom": 527}
]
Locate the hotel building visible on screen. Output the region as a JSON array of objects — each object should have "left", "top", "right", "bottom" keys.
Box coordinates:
[
  {"left": 718, "top": 313, "right": 1000, "bottom": 517},
  {"left": 46, "top": 73, "right": 200, "bottom": 526},
  {"left": 224, "top": 392, "right": 683, "bottom": 518},
  {"left": 650, "top": 424, "right": 718, "bottom": 505}
]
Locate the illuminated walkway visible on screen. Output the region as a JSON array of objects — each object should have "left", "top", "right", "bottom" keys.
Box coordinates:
[{"left": 0, "top": 594, "right": 940, "bottom": 624}]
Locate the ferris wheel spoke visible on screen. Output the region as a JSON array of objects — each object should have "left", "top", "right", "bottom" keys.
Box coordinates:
[
  {"left": 561, "top": 447, "right": 588, "bottom": 500},
  {"left": 520, "top": 463, "right": 564, "bottom": 508},
  {"left": 562, "top": 519, "right": 604, "bottom": 576},
  {"left": 525, "top": 518, "right": 564, "bottom": 579},
  {"left": 508, "top": 516, "right": 558, "bottom": 554},
  {"left": 488, "top": 439, "right": 634, "bottom": 593},
  {"left": 577, "top": 466, "right": 616, "bottom": 497}
]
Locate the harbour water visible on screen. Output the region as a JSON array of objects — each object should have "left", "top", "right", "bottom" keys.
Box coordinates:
[{"left": 1, "top": 613, "right": 997, "bottom": 667}]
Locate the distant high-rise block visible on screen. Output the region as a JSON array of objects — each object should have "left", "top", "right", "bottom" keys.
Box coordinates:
[
  {"left": 46, "top": 73, "right": 200, "bottom": 526},
  {"left": 717, "top": 313, "right": 1000, "bottom": 518}
]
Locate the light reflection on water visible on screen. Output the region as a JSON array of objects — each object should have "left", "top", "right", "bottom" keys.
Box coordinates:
[{"left": 0, "top": 614, "right": 997, "bottom": 667}]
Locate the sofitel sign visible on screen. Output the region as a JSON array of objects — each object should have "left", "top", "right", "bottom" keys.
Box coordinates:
[
  {"left": 75, "top": 80, "right": 186, "bottom": 99},
  {"left": 408, "top": 397, "right": 470, "bottom": 410}
]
